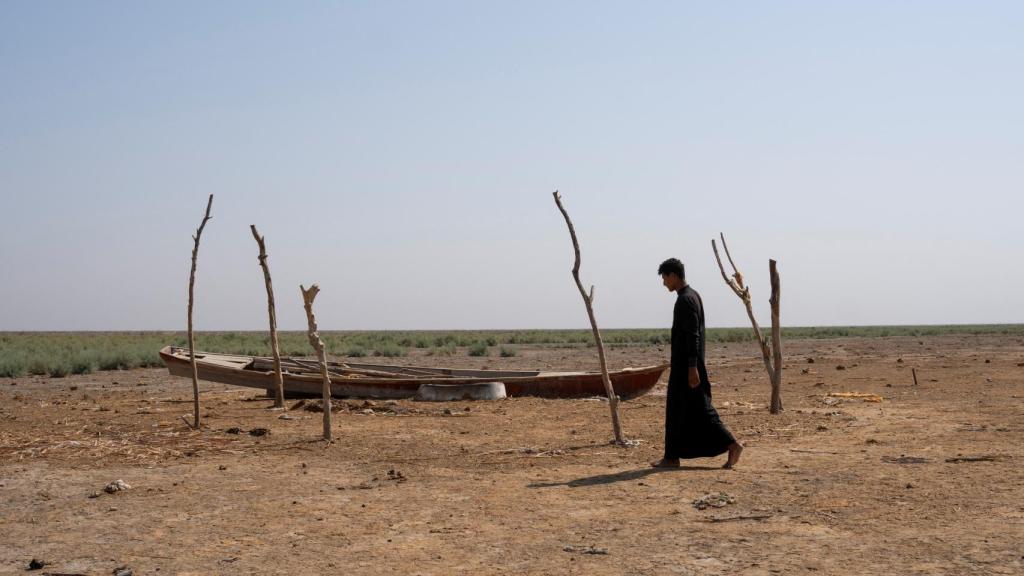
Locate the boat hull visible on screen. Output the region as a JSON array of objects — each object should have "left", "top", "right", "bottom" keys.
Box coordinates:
[{"left": 159, "top": 346, "right": 666, "bottom": 400}]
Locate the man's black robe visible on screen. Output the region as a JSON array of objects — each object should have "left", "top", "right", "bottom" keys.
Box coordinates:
[{"left": 664, "top": 285, "right": 735, "bottom": 459}]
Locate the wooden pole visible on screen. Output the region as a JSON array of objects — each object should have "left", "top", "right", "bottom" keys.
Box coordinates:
[
  {"left": 768, "top": 259, "right": 783, "bottom": 413},
  {"left": 552, "top": 191, "right": 625, "bottom": 445},
  {"left": 187, "top": 194, "right": 213, "bottom": 429},
  {"left": 300, "top": 284, "right": 332, "bottom": 441},
  {"left": 250, "top": 225, "right": 285, "bottom": 408},
  {"left": 712, "top": 233, "right": 784, "bottom": 413}
]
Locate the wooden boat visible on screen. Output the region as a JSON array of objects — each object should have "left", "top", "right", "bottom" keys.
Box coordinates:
[{"left": 159, "top": 346, "right": 667, "bottom": 400}]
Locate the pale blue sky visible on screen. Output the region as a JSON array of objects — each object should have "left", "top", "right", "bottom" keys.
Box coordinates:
[{"left": 1, "top": 1, "right": 1021, "bottom": 330}]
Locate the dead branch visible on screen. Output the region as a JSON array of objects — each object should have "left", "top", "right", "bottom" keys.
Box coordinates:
[
  {"left": 699, "top": 513, "right": 773, "bottom": 523},
  {"left": 300, "top": 284, "right": 332, "bottom": 441},
  {"left": 945, "top": 455, "right": 1007, "bottom": 463},
  {"left": 769, "top": 259, "right": 783, "bottom": 413},
  {"left": 552, "top": 191, "right": 625, "bottom": 445},
  {"left": 711, "top": 233, "right": 783, "bottom": 413},
  {"left": 250, "top": 225, "right": 285, "bottom": 408},
  {"left": 187, "top": 194, "right": 213, "bottom": 429}
]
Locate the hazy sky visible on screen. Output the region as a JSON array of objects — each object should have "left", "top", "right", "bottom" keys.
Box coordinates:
[{"left": 2, "top": 1, "right": 1022, "bottom": 331}]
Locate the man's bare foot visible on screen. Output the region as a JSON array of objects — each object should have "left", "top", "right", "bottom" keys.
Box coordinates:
[
  {"left": 722, "top": 442, "right": 744, "bottom": 469},
  {"left": 651, "top": 458, "right": 680, "bottom": 468}
]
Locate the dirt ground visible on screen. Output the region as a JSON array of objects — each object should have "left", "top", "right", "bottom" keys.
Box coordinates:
[{"left": 1, "top": 334, "right": 1022, "bottom": 575}]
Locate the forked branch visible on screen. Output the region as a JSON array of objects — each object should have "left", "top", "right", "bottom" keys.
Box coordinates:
[
  {"left": 711, "top": 233, "right": 783, "bottom": 413},
  {"left": 553, "top": 191, "right": 625, "bottom": 444},
  {"left": 301, "top": 284, "right": 333, "bottom": 441},
  {"left": 186, "top": 194, "right": 213, "bottom": 429}
]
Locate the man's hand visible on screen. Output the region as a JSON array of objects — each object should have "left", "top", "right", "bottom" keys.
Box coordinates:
[{"left": 688, "top": 366, "right": 700, "bottom": 388}]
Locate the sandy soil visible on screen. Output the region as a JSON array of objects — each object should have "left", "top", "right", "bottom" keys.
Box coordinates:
[{"left": 1, "top": 334, "right": 1022, "bottom": 575}]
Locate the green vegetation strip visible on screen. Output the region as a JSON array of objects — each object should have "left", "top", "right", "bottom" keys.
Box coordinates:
[{"left": 1, "top": 325, "right": 1021, "bottom": 378}]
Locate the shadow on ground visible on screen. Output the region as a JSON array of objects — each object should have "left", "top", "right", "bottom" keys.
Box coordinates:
[{"left": 528, "top": 465, "right": 720, "bottom": 488}]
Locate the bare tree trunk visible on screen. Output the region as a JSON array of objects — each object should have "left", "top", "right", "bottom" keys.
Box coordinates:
[
  {"left": 552, "top": 191, "right": 625, "bottom": 444},
  {"left": 300, "top": 284, "right": 332, "bottom": 441},
  {"left": 250, "top": 225, "right": 285, "bottom": 408},
  {"left": 768, "top": 259, "right": 783, "bottom": 413},
  {"left": 712, "top": 233, "right": 784, "bottom": 413},
  {"left": 187, "top": 194, "right": 213, "bottom": 429}
]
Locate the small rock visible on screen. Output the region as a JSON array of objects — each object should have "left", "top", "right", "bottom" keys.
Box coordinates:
[
  {"left": 984, "top": 359, "right": 991, "bottom": 364},
  {"left": 218, "top": 465, "right": 227, "bottom": 471},
  {"left": 692, "top": 492, "right": 736, "bottom": 510},
  {"left": 225, "top": 427, "right": 242, "bottom": 435},
  {"left": 113, "top": 566, "right": 133, "bottom": 576},
  {"left": 816, "top": 425, "right": 829, "bottom": 431},
  {"left": 443, "top": 408, "right": 454, "bottom": 416},
  {"left": 836, "top": 365, "right": 846, "bottom": 371},
  {"left": 28, "top": 558, "right": 46, "bottom": 570},
  {"left": 563, "top": 545, "right": 608, "bottom": 555},
  {"left": 800, "top": 368, "right": 810, "bottom": 374},
  {"left": 249, "top": 428, "right": 270, "bottom": 437},
  {"left": 304, "top": 399, "right": 340, "bottom": 413},
  {"left": 806, "top": 358, "right": 815, "bottom": 364},
  {"left": 104, "top": 479, "right": 131, "bottom": 494},
  {"left": 896, "top": 358, "right": 903, "bottom": 363}
]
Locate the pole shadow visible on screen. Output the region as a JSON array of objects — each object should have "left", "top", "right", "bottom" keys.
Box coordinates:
[{"left": 528, "top": 465, "right": 720, "bottom": 488}]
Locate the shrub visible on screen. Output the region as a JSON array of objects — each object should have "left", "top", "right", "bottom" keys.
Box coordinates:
[
  {"left": 0, "top": 357, "right": 26, "bottom": 378},
  {"left": 468, "top": 342, "right": 489, "bottom": 357},
  {"left": 499, "top": 346, "right": 517, "bottom": 358},
  {"left": 346, "top": 346, "right": 368, "bottom": 358},
  {"left": 70, "top": 355, "right": 95, "bottom": 375},
  {"left": 48, "top": 363, "right": 69, "bottom": 378},
  {"left": 428, "top": 345, "right": 456, "bottom": 357},
  {"left": 373, "top": 345, "right": 406, "bottom": 358},
  {"left": 28, "top": 359, "right": 49, "bottom": 376}
]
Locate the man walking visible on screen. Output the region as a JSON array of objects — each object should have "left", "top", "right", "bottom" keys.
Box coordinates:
[{"left": 652, "top": 258, "right": 743, "bottom": 469}]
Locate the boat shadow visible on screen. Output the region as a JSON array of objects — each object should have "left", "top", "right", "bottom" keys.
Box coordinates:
[{"left": 528, "top": 465, "right": 720, "bottom": 488}]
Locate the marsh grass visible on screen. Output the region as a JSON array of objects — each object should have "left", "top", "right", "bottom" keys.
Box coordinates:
[
  {"left": 373, "top": 344, "right": 408, "bottom": 358},
  {"left": 427, "top": 345, "right": 457, "bottom": 357},
  {"left": 1, "top": 325, "right": 1020, "bottom": 377}
]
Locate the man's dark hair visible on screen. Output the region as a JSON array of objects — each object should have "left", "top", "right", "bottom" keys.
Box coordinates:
[{"left": 658, "top": 258, "right": 685, "bottom": 279}]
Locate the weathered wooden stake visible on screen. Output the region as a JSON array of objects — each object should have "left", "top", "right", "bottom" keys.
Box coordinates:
[
  {"left": 552, "top": 191, "right": 625, "bottom": 444},
  {"left": 712, "top": 233, "right": 784, "bottom": 413},
  {"left": 250, "top": 225, "right": 285, "bottom": 408},
  {"left": 300, "top": 284, "right": 332, "bottom": 441},
  {"left": 187, "top": 194, "right": 213, "bottom": 429},
  {"left": 768, "top": 259, "right": 783, "bottom": 413},
  {"left": 912, "top": 367, "right": 918, "bottom": 386}
]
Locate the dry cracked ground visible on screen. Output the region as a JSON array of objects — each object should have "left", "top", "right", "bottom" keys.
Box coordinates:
[{"left": 1, "top": 334, "right": 1022, "bottom": 575}]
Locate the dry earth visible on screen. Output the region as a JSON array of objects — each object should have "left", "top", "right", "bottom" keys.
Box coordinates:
[{"left": 1, "top": 335, "right": 1022, "bottom": 575}]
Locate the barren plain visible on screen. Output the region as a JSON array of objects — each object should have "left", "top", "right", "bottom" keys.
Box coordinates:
[{"left": 2, "top": 334, "right": 1022, "bottom": 575}]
